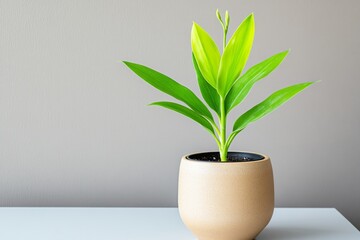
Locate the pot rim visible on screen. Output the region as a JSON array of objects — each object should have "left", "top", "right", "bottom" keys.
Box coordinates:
[{"left": 182, "top": 151, "right": 270, "bottom": 164}]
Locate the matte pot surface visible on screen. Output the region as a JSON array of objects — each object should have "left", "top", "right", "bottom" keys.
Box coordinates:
[{"left": 178, "top": 152, "right": 274, "bottom": 240}]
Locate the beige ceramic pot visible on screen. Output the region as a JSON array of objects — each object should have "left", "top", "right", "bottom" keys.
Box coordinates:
[{"left": 178, "top": 152, "right": 274, "bottom": 240}]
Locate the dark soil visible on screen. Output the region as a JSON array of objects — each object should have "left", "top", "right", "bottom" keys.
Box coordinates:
[{"left": 186, "top": 152, "right": 265, "bottom": 162}]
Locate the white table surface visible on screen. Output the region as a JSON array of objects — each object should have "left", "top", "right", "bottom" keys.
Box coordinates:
[{"left": 0, "top": 208, "right": 359, "bottom": 240}]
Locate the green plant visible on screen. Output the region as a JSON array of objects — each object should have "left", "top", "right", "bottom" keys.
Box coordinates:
[{"left": 123, "top": 10, "right": 315, "bottom": 162}]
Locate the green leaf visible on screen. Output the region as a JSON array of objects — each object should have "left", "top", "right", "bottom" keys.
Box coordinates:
[
  {"left": 216, "top": 9, "right": 223, "bottom": 25},
  {"left": 233, "top": 82, "right": 315, "bottom": 132},
  {"left": 150, "top": 101, "right": 214, "bottom": 134},
  {"left": 217, "top": 13, "right": 255, "bottom": 97},
  {"left": 192, "top": 54, "right": 220, "bottom": 115},
  {"left": 225, "top": 50, "right": 289, "bottom": 113},
  {"left": 123, "top": 61, "right": 214, "bottom": 122},
  {"left": 191, "top": 22, "right": 221, "bottom": 89}
]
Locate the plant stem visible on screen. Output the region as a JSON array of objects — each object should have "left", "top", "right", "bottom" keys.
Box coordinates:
[
  {"left": 219, "top": 11, "right": 228, "bottom": 162},
  {"left": 223, "top": 30, "right": 227, "bottom": 50},
  {"left": 224, "top": 130, "right": 238, "bottom": 156},
  {"left": 219, "top": 96, "right": 227, "bottom": 161}
]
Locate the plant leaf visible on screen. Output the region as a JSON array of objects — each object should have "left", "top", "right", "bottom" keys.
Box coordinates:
[
  {"left": 217, "top": 13, "right": 255, "bottom": 97},
  {"left": 192, "top": 53, "right": 220, "bottom": 115},
  {"left": 233, "top": 82, "right": 315, "bottom": 132},
  {"left": 225, "top": 50, "right": 289, "bottom": 113},
  {"left": 123, "top": 61, "right": 214, "bottom": 122},
  {"left": 191, "top": 22, "right": 221, "bottom": 89},
  {"left": 150, "top": 101, "right": 214, "bottom": 134}
]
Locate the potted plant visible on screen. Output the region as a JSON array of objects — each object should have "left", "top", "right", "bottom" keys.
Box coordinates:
[{"left": 123, "top": 9, "right": 315, "bottom": 240}]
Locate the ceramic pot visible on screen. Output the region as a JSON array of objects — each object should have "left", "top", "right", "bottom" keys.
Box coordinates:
[{"left": 178, "top": 152, "right": 274, "bottom": 240}]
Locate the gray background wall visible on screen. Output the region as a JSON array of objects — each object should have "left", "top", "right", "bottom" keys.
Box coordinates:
[{"left": 1, "top": 0, "right": 360, "bottom": 229}]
